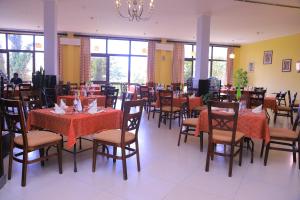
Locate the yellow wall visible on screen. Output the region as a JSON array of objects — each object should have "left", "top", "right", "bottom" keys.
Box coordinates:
[
  {"left": 238, "top": 33, "right": 300, "bottom": 96},
  {"left": 154, "top": 50, "right": 173, "bottom": 85},
  {"left": 61, "top": 36, "right": 81, "bottom": 84}
]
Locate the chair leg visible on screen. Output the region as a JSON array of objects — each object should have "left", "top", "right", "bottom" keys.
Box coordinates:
[
  {"left": 169, "top": 113, "right": 172, "bottom": 129},
  {"left": 250, "top": 139, "right": 254, "bottom": 163},
  {"left": 121, "top": 147, "right": 128, "bottom": 180},
  {"left": 8, "top": 140, "right": 14, "bottom": 180},
  {"left": 113, "top": 146, "right": 117, "bottom": 163},
  {"left": 158, "top": 112, "right": 162, "bottom": 128},
  {"left": 298, "top": 139, "right": 300, "bottom": 169},
  {"left": 228, "top": 145, "right": 235, "bottom": 177},
  {"left": 205, "top": 141, "right": 211, "bottom": 172},
  {"left": 21, "top": 150, "right": 28, "bottom": 187},
  {"left": 57, "top": 143, "right": 63, "bottom": 174},
  {"left": 92, "top": 141, "right": 97, "bottom": 172},
  {"left": 39, "top": 148, "right": 45, "bottom": 167},
  {"left": 292, "top": 141, "right": 296, "bottom": 163},
  {"left": 199, "top": 132, "right": 203, "bottom": 152},
  {"left": 184, "top": 127, "right": 188, "bottom": 143},
  {"left": 264, "top": 143, "right": 270, "bottom": 166},
  {"left": 274, "top": 112, "right": 277, "bottom": 123},
  {"left": 239, "top": 139, "right": 244, "bottom": 166},
  {"left": 135, "top": 141, "right": 141, "bottom": 172},
  {"left": 79, "top": 137, "right": 82, "bottom": 150},
  {"left": 260, "top": 140, "right": 265, "bottom": 158},
  {"left": 147, "top": 107, "right": 151, "bottom": 120},
  {"left": 178, "top": 125, "right": 183, "bottom": 146},
  {"left": 290, "top": 111, "right": 294, "bottom": 125}
]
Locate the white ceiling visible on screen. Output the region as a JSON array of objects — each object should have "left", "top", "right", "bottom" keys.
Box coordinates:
[{"left": 0, "top": 0, "right": 300, "bottom": 45}]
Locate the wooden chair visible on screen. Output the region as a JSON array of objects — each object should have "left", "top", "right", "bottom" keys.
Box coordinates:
[
  {"left": 42, "top": 88, "right": 56, "bottom": 108},
  {"left": 105, "top": 88, "right": 119, "bottom": 109},
  {"left": 158, "top": 90, "right": 181, "bottom": 129},
  {"left": 274, "top": 91, "right": 297, "bottom": 124},
  {"left": 18, "top": 83, "right": 31, "bottom": 92},
  {"left": 0, "top": 98, "right": 62, "bottom": 186},
  {"left": 92, "top": 100, "right": 144, "bottom": 180},
  {"left": 5, "top": 84, "right": 15, "bottom": 99},
  {"left": 248, "top": 90, "right": 266, "bottom": 108},
  {"left": 139, "top": 85, "right": 149, "bottom": 110},
  {"left": 276, "top": 91, "right": 287, "bottom": 106},
  {"left": 20, "top": 90, "right": 43, "bottom": 119},
  {"left": 69, "top": 83, "right": 78, "bottom": 90},
  {"left": 205, "top": 100, "right": 244, "bottom": 177},
  {"left": 120, "top": 92, "right": 134, "bottom": 111},
  {"left": 147, "top": 89, "right": 159, "bottom": 120},
  {"left": 171, "top": 83, "right": 181, "bottom": 91},
  {"left": 264, "top": 107, "right": 300, "bottom": 169}
]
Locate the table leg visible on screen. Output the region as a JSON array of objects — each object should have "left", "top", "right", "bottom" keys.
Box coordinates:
[{"left": 73, "top": 144, "right": 77, "bottom": 172}]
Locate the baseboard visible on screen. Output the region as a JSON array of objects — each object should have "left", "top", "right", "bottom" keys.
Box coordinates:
[{"left": 0, "top": 174, "right": 7, "bottom": 189}]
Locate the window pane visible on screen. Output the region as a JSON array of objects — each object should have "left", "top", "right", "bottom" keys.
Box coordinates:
[
  {"left": 184, "top": 45, "right": 193, "bottom": 58},
  {"left": 209, "top": 46, "right": 212, "bottom": 58},
  {"left": 35, "top": 35, "right": 44, "bottom": 51},
  {"left": 8, "top": 34, "right": 33, "bottom": 50},
  {"left": 91, "top": 57, "right": 107, "bottom": 81},
  {"left": 213, "top": 47, "right": 227, "bottom": 60},
  {"left": 35, "top": 52, "right": 44, "bottom": 72},
  {"left": 193, "top": 60, "right": 196, "bottom": 77},
  {"left": 130, "top": 56, "right": 147, "bottom": 84},
  {"left": 0, "top": 34, "right": 6, "bottom": 49},
  {"left": 211, "top": 61, "right": 227, "bottom": 85},
  {"left": 109, "top": 56, "right": 128, "bottom": 82},
  {"left": 131, "top": 41, "right": 148, "bottom": 55},
  {"left": 0, "top": 53, "right": 7, "bottom": 75},
  {"left": 108, "top": 40, "right": 129, "bottom": 54},
  {"left": 208, "top": 61, "right": 211, "bottom": 77},
  {"left": 184, "top": 61, "right": 193, "bottom": 82},
  {"left": 90, "top": 39, "right": 106, "bottom": 53},
  {"left": 9, "top": 52, "right": 33, "bottom": 81}
]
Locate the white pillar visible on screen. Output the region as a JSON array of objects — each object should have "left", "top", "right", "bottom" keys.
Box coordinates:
[
  {"left": 193, "top": 15, "right": 210, "bottom": 87},
  {"left": 43, "top": 0, "right": 58, "bottom": 76}
]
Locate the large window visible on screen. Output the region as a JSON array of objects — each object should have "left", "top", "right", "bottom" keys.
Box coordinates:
[
  {"left": 90, "top": 38, "right": 148, "bottom": 85},
  {"left": 0, "top": 33, "right": 44, "bottom": 81},
  {"left": 184, "top": 44, "right": 196, "bottom": 82},
  {"left": 209, "top": 46, "right": 228, "bottom": 85}
]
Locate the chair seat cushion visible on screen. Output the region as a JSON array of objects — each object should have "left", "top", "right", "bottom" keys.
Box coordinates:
[
  {"left": 270, "top": 128, "right": 299, "bottom": 139},
  {"left": 162, "top": 106, "right": 181, "bottom": 112},
  {"left": 14, "top": 130, "right": 61, "bottom": 148},
  {"left": 93, "top": 129, "right": 135, "bottom": 145},
  {"left": 192, "top": 105, "right": 207, "bottom": 112},
  {"left": 277, "top": 106, "right": 291, "bottom": 112},
  {"left": 212, "top": 130, "right": 244, "bottom": 143},
  {"left": 183, "top": 118, "right": 198, "bottom": 127}
]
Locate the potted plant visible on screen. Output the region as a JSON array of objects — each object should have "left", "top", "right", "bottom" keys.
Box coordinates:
[{"left": 233, "top": 68, "right": 248, "bottom": 100}]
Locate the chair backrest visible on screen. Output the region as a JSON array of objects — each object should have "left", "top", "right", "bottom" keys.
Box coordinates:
[
  {"left": 20, "top": 90, "right": 42, "bottom": 118},
  {"left": 121, "top": 100, "right": 144, "bottom": 144},
  {"left": 158, "top": 90, "right": 173, "bottom": 109},
  {"left": 139, "top": 86, "right": 149, "bottom": 99},
  {"left": 207, "top": 100, "right": 239, "bottom": 143},
  {"left": 293, "top": 104, "right": 300, "bottom": 131},
  {"left": 120, "top": 92, "right": 134, "bottom": 111},
  {"left": 249, "top": 90, "right": 266, "bottom": 108},
  {"left": 171, "top": 83, "right": 181, "bottom": 91},
  {"left": 19, "top": 83, "right": 31, "bottom": 92},
  {"left": 105, "top": 88, "right": 119, "bottom": 109},
  {"left": 0, "top": 98, "right": 28, "bottom": 147},
  {"left": 42, "top": 88, "right": 56, "bottom": 108},
  {"left": 5, "top": 84, "right": 15, "bottom": 99},
  {"left": 291, "top": 92, "right": 298, "bottom": 108}
]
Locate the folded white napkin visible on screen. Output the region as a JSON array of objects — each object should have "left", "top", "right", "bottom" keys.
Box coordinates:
[
  {"left": 53, "top": 103, "right": 65, "bottom": 114},
  {"left": 76, "top": 100, "right": 83, "bottom": 112},
  {"left": 252, "top": 105, "right": 262, "bottom": 113},
  {"left": 59, "top": 99, "right": 68, "bottom": 109},
  {"left": 88, "top": 100, "right": 98, "bottom": 114}
]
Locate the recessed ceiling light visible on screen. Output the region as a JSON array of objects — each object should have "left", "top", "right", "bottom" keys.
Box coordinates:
[{"left": 90, "top": 16, "right": 94, "bottom": 20}]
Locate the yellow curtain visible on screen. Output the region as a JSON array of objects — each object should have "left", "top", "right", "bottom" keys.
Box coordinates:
[
  {"left": 147, "top": 41, "right": 156, "bottom": 83},
  {"left": 80, "top": 37, "right": 91, "bottom": 83},
  {"left": 172, "top": 43, "right": 184, "bottom": 83},
  {"left": 226, "top": 47, "right": 234, "bottom": 85}
]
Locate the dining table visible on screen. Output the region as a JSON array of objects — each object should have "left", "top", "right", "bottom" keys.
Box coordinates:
[
  {"left": 195, "top": 108, "right": 270, "bottom": 144},
  {"left": 27, "top": 107, "right": 122, "bottom": 172},
  {"left": 57, "top": 95, "right": 106, "bottom": 107},
  {"left": 156, "top": 95, "right": 203, "bottom": 110}
]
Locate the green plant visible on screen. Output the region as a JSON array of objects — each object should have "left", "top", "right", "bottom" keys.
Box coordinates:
[{"left": 234, "top": 68, "right": 248, "bottom": 88}]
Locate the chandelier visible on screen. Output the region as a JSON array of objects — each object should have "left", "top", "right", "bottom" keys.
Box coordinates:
[{"left": 115, "top": 0, "right": 155, "bottom": 21}]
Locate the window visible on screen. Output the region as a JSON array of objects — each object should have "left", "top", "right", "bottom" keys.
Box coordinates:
[
  {"left": 131, "top": 41, "right": 148, "bottom": 56},
  {"left": 130, "top": 56, "right": 147, "bottom": 84},
  {"left": 9, "top": 52, "right": 33, "bottom": 81},
  {"left": 209, "top": 46, "right": 228, "bottom": 85},
  {"left": 35, "top": 52, "right": 44, "bottom": 72},
  {"left": 109, "top": 56, "right": 129, "bottom": 83},
  {"left": 8, "top": 34, "right": 33, "bottom": 50},
  {"left": 0, "top": 53, "right": 7, "bottom": 74},
  {"left": 90, "top": 38, "right": 106, "bottom": 54},
  {"left": 90, "top": 56, "right": 107, "bottom": 81},
  {"left": 184, "top": 44, "right": 196, "bottom": 82},
  {"left": 107, "top": 39, "right": 129, "bottom": 54},
  {"left": 35, "top": 35, "right": 44, "bottom": 51},
  {"left": 0, "top": 34, "right": 6, "bottom": 49}
]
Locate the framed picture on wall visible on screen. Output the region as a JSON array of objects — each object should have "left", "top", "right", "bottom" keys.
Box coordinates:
[
  {"left": 282, "top": 59, "right": 292, "bottom": 72},
  {"left": 248, "top": 62, "right": 255, "bottom": 72},
  {"left": 263, "top": 50, "right": 273, "bottom": 64}
]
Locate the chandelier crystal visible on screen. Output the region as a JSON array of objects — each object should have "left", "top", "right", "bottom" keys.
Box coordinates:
[{"left": 115, "top": 0, "right": 155, "bottom": 21}]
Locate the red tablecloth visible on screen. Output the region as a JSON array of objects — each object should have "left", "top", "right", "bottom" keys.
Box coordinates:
[
  {"left": 27, "top": 108, "right": 122, "bottom": 148},
  {"left": 57, "top": 95, "right": 106, "bottom": 107},
  {"left": 264, "top": 96, "right": 277, "bottom": 111},
  {"left": 195, "top": 109, "right": 270, "bottom": 143}
]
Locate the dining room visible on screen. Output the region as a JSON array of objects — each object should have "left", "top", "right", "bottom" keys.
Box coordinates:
[{"left": 0, "top": 0, "right": 300, "bottom": 200}]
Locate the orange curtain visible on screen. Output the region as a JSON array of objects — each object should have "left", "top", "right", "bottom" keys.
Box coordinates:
[
  {"left": 80, "top": 37, "right": 91, "bottom": 83},
  {"left": 226, "top": 47, "right": 234, "bottom": 85},
  {"left": 172, "top": 43, "right": 184, "bottom": 84},
  {"left": 58, "top": 36, "right": 64, "bottom": 82},
  {"left": 147, "top": 41, "right": 156, "bottom": 83}
]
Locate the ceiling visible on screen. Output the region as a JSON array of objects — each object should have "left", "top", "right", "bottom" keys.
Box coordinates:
[{"left": 0, "top": 0, "right": 300, "bottom": 45}]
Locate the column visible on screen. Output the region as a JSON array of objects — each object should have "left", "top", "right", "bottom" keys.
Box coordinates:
[
  {"left": 44, "top": 0, "right": 58, "bottom": 76},
  {"left": 193, "top": 15, "right": 211, "bottom": 87}
]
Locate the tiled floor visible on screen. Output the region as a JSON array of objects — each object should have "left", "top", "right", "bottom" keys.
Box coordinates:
[{"left": 0, "top": 109, "right": 299, "bottom": 200}]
